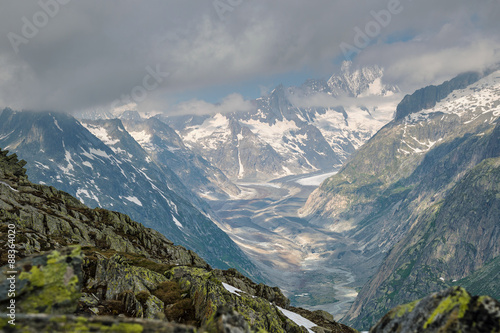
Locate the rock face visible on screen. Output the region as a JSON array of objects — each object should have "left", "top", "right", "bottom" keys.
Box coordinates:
[
  {"left": 0, "top": 314, "right": 198, "bottom": 332},
  {"left": 371, "top": 287, "right": 500, "bottom": 333},
  {"left": 394, "top": 70, "right": 492, "bottom": 120},
  {"left": 0, "top": 148, "right": 356, "bottom": 333}
]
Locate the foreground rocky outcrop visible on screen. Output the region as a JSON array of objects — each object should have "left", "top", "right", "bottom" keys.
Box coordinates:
[
  {"left": 0, "top": 147, "right": 356, "bottom": 332},
  {"left": 370, "top": 287, "right": 500, "bottom": 333}
]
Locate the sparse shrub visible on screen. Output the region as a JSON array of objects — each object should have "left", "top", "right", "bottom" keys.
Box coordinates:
[
  {"left": 136, "top": 290, "right": 151, "bottom": 305},
  {"left": 165, "top": 298, "right": 196, "bottom": 325},
  {"left": 153, "top": 281, "right": 182, "bottom": 304},
  {"left": 101, "top": 300, "right": 125, "bottom": 316}
]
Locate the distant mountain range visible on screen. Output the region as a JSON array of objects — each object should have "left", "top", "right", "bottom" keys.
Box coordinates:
[
  {"left": 300, "top": 67, "right": 500, "bottom": 329},
  {"left": 162, "top": 61, "right": 401, "bottom": 181}
]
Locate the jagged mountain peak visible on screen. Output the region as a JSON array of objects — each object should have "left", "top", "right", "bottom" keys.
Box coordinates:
[{"left": 327, "top": 61, "right": 399, "bottom": 97}]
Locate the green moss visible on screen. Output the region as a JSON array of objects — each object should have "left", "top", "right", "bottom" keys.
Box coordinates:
[
  {"left": 18, "top": 247, "right": 81, "bottom": 313},
  {"left": 64, "top": 316, "right": 90, "bottom": 332},
  {"left": 55, "top": 317, "right": 144, "bottom": 333},
  {"left": 0, "top": 318, "right": 7, "bottom": 329},
  {"left": 391, "top": 299, "right": 419, "bottom": 319},
  {"left": 106, "top": 323, "right": 144, "bottom": 333},
  {"left": 423, "top": 287, "right": 471, "bottom": 329}
]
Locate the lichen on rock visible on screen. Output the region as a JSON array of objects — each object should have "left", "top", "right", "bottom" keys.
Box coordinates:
[
  {"left": 371, "top": 287, "right": 500, "bottom": 333},
  {"left": 0, "top": 246, "right": 82, "bottom": 314}
]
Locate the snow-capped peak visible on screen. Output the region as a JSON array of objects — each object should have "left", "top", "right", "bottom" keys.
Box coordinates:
[{"left": 327, "top": 61, "right": 399, "bottom": 97}]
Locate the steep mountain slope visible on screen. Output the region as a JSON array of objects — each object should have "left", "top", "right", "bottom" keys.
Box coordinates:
[
  {"left": 0, "top": 148, "right": 356, "bottom": 333},
  {"left": 300, "top": 69, "right": 500, "bottom": 329},
  {"left": 164, "top": 62, "right": 401, "bottom": 181},
  {"left": 0, "top": 109, "right": 258, "bottom": 278},
  {"left": 346, "top": 154, "right": 500, "bottom": 329},
  {"left": 119, "top": 114, "right": 240, "bottom": 200}
]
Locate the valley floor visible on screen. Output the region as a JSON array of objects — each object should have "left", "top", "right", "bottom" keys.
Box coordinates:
[{"left": 209, "top": 170, "right": 370, "bottom": 321}]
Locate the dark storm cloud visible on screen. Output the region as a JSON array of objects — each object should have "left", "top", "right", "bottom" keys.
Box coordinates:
[{"left": 0, "top": 0, "right": 499, "bottom": 113}]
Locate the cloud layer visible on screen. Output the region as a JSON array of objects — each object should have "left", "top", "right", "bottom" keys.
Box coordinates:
[{"left": 0, "top": 0, "right": 498, "bottom": 113}]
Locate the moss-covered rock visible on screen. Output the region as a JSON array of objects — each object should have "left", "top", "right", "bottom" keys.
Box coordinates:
[
  {"left": 371, "top": 287, "right": 500, "bottom": 333},
  {"left": 0, "top": 246, "right": 82, "bottom": 314},
  {"left": 0, "top": 314, "right": 197, "bottom": 332}
]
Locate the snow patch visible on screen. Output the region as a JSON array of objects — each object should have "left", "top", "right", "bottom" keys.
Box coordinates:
[
  {"left": 0, "top": 181, "right": 18, "bottom": 192},
  {"left": 123, "top": 196, "right": 143, "bottom": 206},
  {"left": 82, "top": 161, "right": 93, "bottom": 169},
  {"left": 277, "top": 306, "right": 316, "bottom": 333},
  {"left": 82, "top": 123, "right": 120, "bottom": 145},
  {"left": 53, "top": 117, "right": 63, "bottom": 131},
  {"left": 222, "top": 283, "right": 243, "bottom": 296},
  {"left": 172, "top": 215, "right": 183, "bottom": 229},
  {"left": 34, "top": 161, "right": 50, "bottom": 170},
  {"left": 89, "top": 148, "right": 110, "bottom": 159}
]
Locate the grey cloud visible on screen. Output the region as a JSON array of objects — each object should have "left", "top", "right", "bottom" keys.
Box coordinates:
[{"left": 0, "top": 0, "right": 498, "bottom": 113}]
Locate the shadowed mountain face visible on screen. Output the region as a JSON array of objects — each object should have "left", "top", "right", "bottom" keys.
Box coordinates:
[
  {"left": 0, "top": 109, "right": 260, "bottom": 279},
  {"left": 300, "top": 69, "right": 500, "bottom": 329},
  {"left": 119, "top": 115, "right": 241, "bottom": 200}
]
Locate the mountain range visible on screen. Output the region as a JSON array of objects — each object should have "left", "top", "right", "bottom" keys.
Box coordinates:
[
  {"left": 301, "top": 67, "right": 500, "bottom": 329},
  {"left": 159, "top": 61, "right": 401, "bottom": 181}
]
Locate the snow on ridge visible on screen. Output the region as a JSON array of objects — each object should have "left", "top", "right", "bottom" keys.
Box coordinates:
[
  {"left": 241, "top": 118, "right": 299, "bottom": 155},
  {"left": 424, "top": 69, "right": 500, "bottom": 119},
  {"left": 183, "top": 113, "right": 230, "bottom": 150},
  {"left": 129, "top": 130, "right": 153, "bottom": 148},
  {"left": 82, "top": 123, "right": 120, "bottom": 145}
]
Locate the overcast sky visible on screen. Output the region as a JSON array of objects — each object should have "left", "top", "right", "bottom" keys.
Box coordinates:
[{"left": 0, "top": 0, "right": 499, "bottom": 114}]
